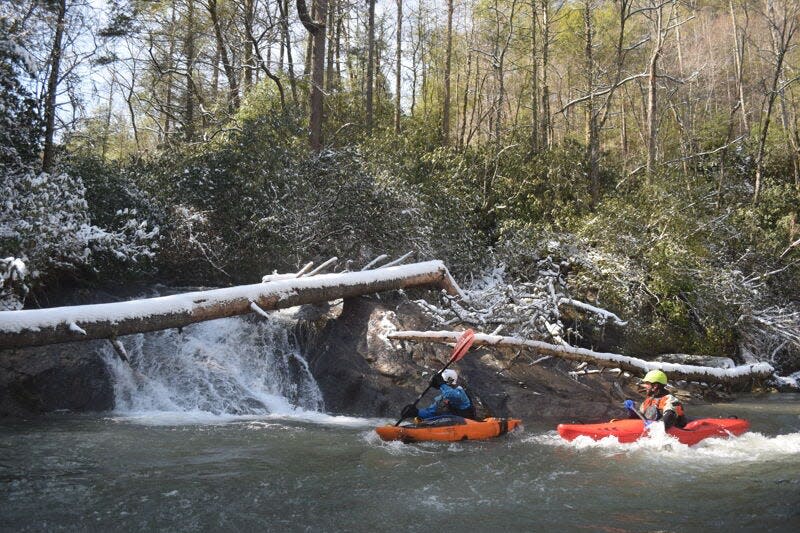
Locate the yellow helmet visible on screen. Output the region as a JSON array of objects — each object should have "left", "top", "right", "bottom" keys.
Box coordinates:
[{"left": 643, "top": 369, "right": 668, "bottom": 385}]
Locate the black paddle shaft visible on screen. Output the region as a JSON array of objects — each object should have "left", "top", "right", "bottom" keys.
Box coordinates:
[{"left": 393, "top": 361, "right": 456, "bottom": 426}]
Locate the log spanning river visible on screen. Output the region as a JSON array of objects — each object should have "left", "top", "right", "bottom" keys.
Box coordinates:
[{"left": 1, "top": 318, "right": 799, "bottom": 531}]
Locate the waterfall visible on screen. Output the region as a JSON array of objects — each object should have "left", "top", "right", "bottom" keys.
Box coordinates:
[{"left": 104, "top": 312, "right": 324, "bottom": 417}]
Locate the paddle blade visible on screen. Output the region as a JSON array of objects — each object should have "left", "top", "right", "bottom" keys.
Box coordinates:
[{"left": 449, "top": 329, "right": 475, "bottom": 363}]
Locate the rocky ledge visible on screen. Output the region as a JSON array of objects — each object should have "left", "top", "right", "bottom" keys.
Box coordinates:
[
  {"left": 302, "top": 294, "right": 642, "bottom": 423},
  {"left": 1, "top": 292, "right": 673, "bottom": 422}
]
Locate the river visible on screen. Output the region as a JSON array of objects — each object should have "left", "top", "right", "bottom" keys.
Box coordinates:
[{"left": 1, "top": 318, "right": 799, "bottom": 532}]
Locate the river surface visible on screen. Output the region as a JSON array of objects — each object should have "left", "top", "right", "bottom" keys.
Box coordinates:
[
  {"left": 1, "top": 395, "right": 798, "bottom": 532},
  {"left": 2, "top": 317, "right": 799, "bottom": 532}
]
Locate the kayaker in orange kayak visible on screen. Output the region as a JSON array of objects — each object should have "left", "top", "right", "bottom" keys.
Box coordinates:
[
  {"left": 624, "top": 370, "right": 687, "bottom": 429},
  {"left": 400, "top": 369, "right": 477, "bottom": 421}
]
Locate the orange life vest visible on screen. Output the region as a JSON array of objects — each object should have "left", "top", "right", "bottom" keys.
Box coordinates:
[{"left": 641, "top": 394, "right": 684, "bottom": 421}]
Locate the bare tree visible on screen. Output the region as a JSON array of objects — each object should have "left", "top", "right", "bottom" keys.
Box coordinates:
[
  {"left": 528, "top": 0, "right": 539, "bottom": 154},
  {"left": 644, "top": 0, "right": 678, "bottom": 179},
  {"left": 205, "top": 0, "right": 240, "bottom": 113},
  {"left": 539, "top": 0, "right": 551, "bottom": 149},
  {"left": 244, "top": 0, "right": 287, "bottom": 110},
  {"left": 184, "top": 0, "right": 196, "bottom": 141},
  {"left": 278, "top": 0, "right": 299, "bottom": 106},
  {"left": 366, "top": 0, "right": 376, "bottom": 133},
  {"left": 753, "top": 0, "right": 800, "bottom": 204},
  {"left": 297, "top": 0, "right": 327, "bottom": 150},
  {"left": 442, "top": 0, "right": 454, "bottom": 144},
  {"left": 395, "top": 0, "right": 402, "bottom": 133},
  {"left": 42, "top": 0, "right": 67, "bottom": 172}
]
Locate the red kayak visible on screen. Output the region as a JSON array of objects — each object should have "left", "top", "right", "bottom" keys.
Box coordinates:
[{"left": 557, "top": 418, "right": 749, "bottom": 446}]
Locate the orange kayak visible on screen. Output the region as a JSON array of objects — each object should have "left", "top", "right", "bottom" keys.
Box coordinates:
[
  {"left": 557, "top": 417, "right": 749, "bottom": 446},
  {"left": 376, "top": 416, "right": 521, "bottom": 443}
]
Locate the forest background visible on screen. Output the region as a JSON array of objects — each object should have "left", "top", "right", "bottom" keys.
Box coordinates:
[{"left": 1, "top": 0, "right": 799, "bottom": 375}]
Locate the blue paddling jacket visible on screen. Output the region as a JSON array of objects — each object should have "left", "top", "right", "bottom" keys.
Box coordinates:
[{"left": 418, "top": 384, "right": 476, "bottom": 419}]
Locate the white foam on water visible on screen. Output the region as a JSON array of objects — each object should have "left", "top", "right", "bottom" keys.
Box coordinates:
[
  {"left": 419, "top": 494, "right": 452, "bottom": 511},
  {"left": 258, "top": 411, "right": 380, "bottom": 428},
  {"left": 531, "top": 426, "right": 800, "bottom": 466},
  {"left": 361, "top": 429, "right": 445, "bottom": 455}
]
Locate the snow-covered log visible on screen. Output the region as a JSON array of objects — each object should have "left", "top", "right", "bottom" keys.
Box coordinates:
[
  {"left": 388, "top": 330, "right": 774, "bottom": 385},
  {"left": 0, "top": 261, "right": 462, "bottom": 350},
  {"left": 558, "top": 298, "right": 628, "bottom": 326}
]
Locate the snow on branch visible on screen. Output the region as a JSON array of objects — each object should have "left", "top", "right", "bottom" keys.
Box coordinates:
[
  {"left": 738, "top": 303, "right": 800, "bottom": 371},
  {"left": 377, "top": 251, "right": 414, "bottom": 269},
  {"left": 361, "top": 255, "right": 388, "bottom": 270},
  {"left": 249, "top": 301, "right": 271, "bottom": 319},
  {"left": 68, "top": 322, "right": 86, "bottom": 335},
  {"left": 306, "top": 257, "right": 338, "bottom": 276},
  {"left": 558, "top": 298, "right": 628, "bottom": 326},
  {"left": 412, "top": 260, "right": 619, "bottom": 346},
  {"left": 389, "top": 330, "right": 774, "bottom": 385}
]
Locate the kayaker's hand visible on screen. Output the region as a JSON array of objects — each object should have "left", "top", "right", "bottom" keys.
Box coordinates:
[
  {"left": 644, "top": 420, "right": 653, "bottom": 428},
  {"left": 400, "top": 404, "right": 418, "bottom": 419},
  {"left": 429, "top": 373, "right": 445, "bottom": 389},
  {"left": 624, "top": 399, "right": 635, "bottom": 411}
]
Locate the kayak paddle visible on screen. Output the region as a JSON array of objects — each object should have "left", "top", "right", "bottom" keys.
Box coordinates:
[
  {"left": 625, "top": 399, "right": 653, "bottom": 429},
  {"left": 395, "top": 328, "right": 476, "bottom": 426}
]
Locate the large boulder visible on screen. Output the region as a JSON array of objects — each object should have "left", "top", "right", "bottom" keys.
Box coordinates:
[
  {"left": 303, "top": 295, "right": 633, "bottom": 423},
  {"left": 0, "top": 340, "right": 114, "bottom": 418}
]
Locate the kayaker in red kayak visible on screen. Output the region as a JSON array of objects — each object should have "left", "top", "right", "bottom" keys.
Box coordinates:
[
  {"left": 624, "top": 370, "right": 687, "bottom": 429},
  {"left": 400, "top": 369, "right": 477, "bottom": 421}
]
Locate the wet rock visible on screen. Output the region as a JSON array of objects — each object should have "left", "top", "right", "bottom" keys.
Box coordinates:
[
  {"left": 304, "top": 295, "right": 636, "bottom": 423},
  {"left": 0, "top": 340, "right": 114, "bottom": 418}
]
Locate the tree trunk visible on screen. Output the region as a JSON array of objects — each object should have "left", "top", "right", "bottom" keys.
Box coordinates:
[
  {"left": 395, "top": 0, "right": 402, "bottom": 133},
  {"left": 539, "top": 0, "right": 551, "bottom": 149},
  {"left": 184, "top": 0, "right": 196, "bottom": 141},
  {"left": 101, "top": 76, "right": 114, "bottom": 159},
  {"left": 754, "top": 0, "right": 799, "bottom": 204},
  {"left": 324, "top": 0, "right": 335, "bottom": 93},
  {"left": 279, "top": 0, "right": 299, "bottom": 106},
  {"left": 620, "top": 95, "right": 628, "bottom": 175},
  {"left": 730, "top": 0, "right": 749, "bottom": 132},
  {"left": 42, "top": 0, "right": 67, "bottom": 173},
  {"left": 366, "top": 0, "right": 376, "bottom": 133},
  {"left": 207, "top": 0, "right": 240, "bottom": 113},
  {"left": 124, "top": 66, "right": 140, "bottom": 151},
  {"left": 0, "top": 262, "right": 461, "bottom": 350},
  {"left": 646, "top": 45, "right": 660, "bottom": 179},
  {"left": 583, "top": 1, "right": 600, "bottom": 207},
  {"left": 297, "top": 0, "right": 327, "bottom": 150},
  {"left": 459, "top": 49, "right": 473, "bottom": 148},
  {"left": 442, "top": 0, "right": 454, "bottom": 144},
  {"left": 388, "top": 331, "right": 775, "bottom": 385},
  {"left": 242, "top": 0, "right": 255, "bottom": 92},
  {"left": 335, "top": 2, "right": 343, "bottom": 82},
  {"left": 163, "top": 2, "right": 178, "bottom": 143},
  {"left": 529, "top": 0, "right": 539, "bottom": 154}
]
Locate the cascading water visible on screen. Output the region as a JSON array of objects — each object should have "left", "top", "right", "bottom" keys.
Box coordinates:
[{"left": 103, "top": 312, "right": 324, "bottom": 417}]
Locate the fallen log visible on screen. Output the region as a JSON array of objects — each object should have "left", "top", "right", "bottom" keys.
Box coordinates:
[
  {"left": 388, "top": 330, "right": 774, "bottom": 386},
  {"left": 0, "top": 261, "right": 463, "bottom": 350}
]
